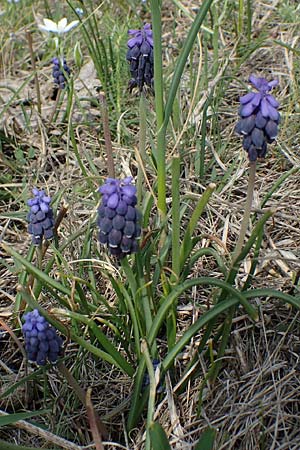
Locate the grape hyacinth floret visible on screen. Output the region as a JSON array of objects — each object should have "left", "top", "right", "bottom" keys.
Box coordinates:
[
  {"left": 126, "top": 23, "right": 153, "bottom": 92},
  {"left": 27, "top": 188, "right": 54, "bottom": 245},
  {"left": 97, "top": 177, "right": 141, "bottom": 258},
  {"left": 22, "top": 309, "right": 63, "bottom": 366},
  {"left": 235, "top": 75, "right": 280, "bottom": 161},
  {"left": 52, "top": 57, "right": 71, "bottom": 89}
]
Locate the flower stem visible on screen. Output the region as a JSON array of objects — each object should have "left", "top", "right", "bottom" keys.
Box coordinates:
[
  {"left": 137, "top": 93, "right": 147, "bottom": 205},
  {"left": 57, "top": 361, "right": 108, "bottom": 438},
  {"left": 150, "top": 0, "right": 166, "bottom": 219},
  {"left": 233, "top": 161, "right": 257, "bottom": 260},
  {"left": 142, "top": 340, "right": 156, "bottom": 450},
  {"left": 99, "top": 91, "right": 115, "bottom": 178},
  {"left": 48, "top": 88, "right": 62, "bottom": 125},
  {"left": 26, "top": 30, "right": 41, "bottom": 115}
]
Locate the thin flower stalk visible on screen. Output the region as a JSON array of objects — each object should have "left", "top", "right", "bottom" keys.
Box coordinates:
[{"left": 150, "top": 0, "right": 167, "bottom": 218}]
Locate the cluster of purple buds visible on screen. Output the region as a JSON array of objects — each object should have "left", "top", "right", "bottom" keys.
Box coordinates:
[
  {"left": 22, "top": 309, "right": 63, "bottom": 366},
  {"left": 97, "top": 177, "right": 141, "bottom": 258},
  {"left": 235, "top": 75, "right": 280, "bottom": 161},
  {"left": 126, "top": 23, "right": 153, "bottom": 92},
  {"left": 27, "top": 188, "right": 54, "bottom": 246},
  {"left": 52, "top": 57, "right": 71, "bottom": 89}
]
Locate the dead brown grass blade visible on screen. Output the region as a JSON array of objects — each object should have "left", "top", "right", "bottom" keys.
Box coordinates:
[{"left": 86, "top": 388, "right": 105, "bottom": 450}]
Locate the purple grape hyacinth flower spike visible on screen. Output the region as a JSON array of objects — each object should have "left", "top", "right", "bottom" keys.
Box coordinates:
[
  {"left": 126, "top": 23, "right": 154, "bottom": 92},
  {"left": 22, "top": 309, "right": 63, "bottom": 366},
  {"left": 97, "top": 177, "right": 141, "bottom": 258},
  {"left": 235, "top": 75, "right": 280, "bottom": 161},
  {"left": 52, "top": 57, "right": 71, "bottom": 89},
  {"left": 27, "top": 188, "right": 54, "bottom": 245}
]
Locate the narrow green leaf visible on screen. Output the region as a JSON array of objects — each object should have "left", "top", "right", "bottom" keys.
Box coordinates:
[
  {"left": 273, "top": 40, "right": 300, "bottom": 56},
  {"left": 194, "top": 427, "right": 216, "bottom": 450},
  {"left": 181, "top": 247, "right": 227, "bottom": 280},
  {"left": 243, "top": 289, "right": 300, "bottom": 311},
  {"left": 228, "top": 209, "right": 274, "bottom": 286},
  {"left": 0, "top": 366, "right": 47, "bottom": 399},
  {"left": 108, "top": 274, "right": 141, "bottom": 358},
  {"left": 163, "top": 0, "right": 214, "bottom": 129},
  {"left": 143, "top": 341, "right": 157, "bottom": 450},
  {"left": 149, "top": 422, "right": 172, "bottom": 450},
  {"left": 162, "top": 296, "right": 238, "bottom": 371},
  {"left": 260, "top": 166, "right": 299, "bottom": 210},
  {"left": 57, "top": 309, "right": 134, "bottom": 376},
  {"left": 14, "top": 244, "right": 35, "bottom": 314},
  {"left": 148, "top": 277, "right": 257, "bottom": 348},
  {"left": 2, "top": 244, "right": 77, "bottom": 301},
  {"left": 127, "top": 357, "right": 147, "bottom": 431},
  {"left": 0, "top": 440, "right": 57, "bottom": 450},
  {"left": 150, "top": 0, "right": 166, "bottom": 217},
  {"left": 171, "top": 156, "right": 181, "bottom": 280},
  {"left": 0, "top": 410, "right": 49, "bottom": 427},
  {"left": 20, "top": 289, "right": 134, "bottom": 376},
  {"left": 179, "top": 183, "right": 216, "bottom": 271},
  {"left": 129, "top": 281, "right": 256, "bottom": 431}
]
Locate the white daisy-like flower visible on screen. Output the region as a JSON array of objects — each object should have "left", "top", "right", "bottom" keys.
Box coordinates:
[{"left": 38, "top": 17, "right": 79, "bottom": 34}]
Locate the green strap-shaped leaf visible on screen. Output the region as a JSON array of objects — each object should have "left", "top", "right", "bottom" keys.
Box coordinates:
[
  {"left": 162, "top": 296, "right": 238, "bottom": 372},
  {"left": 0, "top": 410, "right": 49, "bottom": 427},
  {"left": 194, "top": 427, "right": 216, "bottom": 450},
  {"left": 20, "top": 289, "right": 134, "bottom": 377},
  {"left": 0, "top": 440, "right": 56, "bottom": 450},
  {"left": 163, "top": 0, "right": 215, "bottom": 129},
  {"left": 148, "top": 277, "right": 257, "bottom": 347},
  {"left": 179, "top": 183, "right": 216, "bottom": 271},
  {"left": 149, "top": 422, "right": 172, "bottom": 450},
  {"left": 2, "top": 243, "right": 78, "bottom": 301}
]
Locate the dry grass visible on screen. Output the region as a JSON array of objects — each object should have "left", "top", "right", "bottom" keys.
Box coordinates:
[{"left": 1, "top": 0, "right": 300, "bottom": 449}]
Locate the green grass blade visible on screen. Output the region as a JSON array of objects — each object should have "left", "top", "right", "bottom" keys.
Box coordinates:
[
  {"left": 162, "top": 296, "right": 237, "bottom": 371},
  {"left": 108, "top": 275, "right": 141, "bottom": 358},
  {"left": 243, "top": 289, "right": 300, "bottom": 310},
  {"left": 0, "top": 366, "right": 48, "bottom": 399},
  {"left": 181, "top": 247, "right": 227, "bottom": 280},
  {"left": 0, "top": 410, "right": 49, "bottom": 427},
  {"left": 171, "top": 156, "right": 181, "bottom": 280},
  {"left": 127, "top": 357, "right": 147, "bottom": 430},
  {"left": 150, "top": 0, "right": 167, "bottom": 217},
  {"left": 179, "top": 183, "right": 216, "bottom": 270},
  {"left": 2, "top": 244, "right": 80, "bottom": 302},
  {"left": 149, "top": 421, "right": 172, "bottom": 450},
  {"left": 20, "top": 289, "right": 134, "bottom": 376},
  {"left": 0, "top": 440, "right": 56, "bottom": 450},
  {"left": 163, "top": 0, "right": 214, "bottom": 130},
  {"left": 143, "top": 341, "right": 157, "bottom": 450},
  {"left": 260, "top": 166, "right": 299, "bottom": 209},
  {"left": 14, "top": 244, "right": 35, "bottom": 314},
  {"left": 148, "top": 277, "right": 257, "bottom": 350},
  {"left": 228, "top": 209, "right": 274, "bottom": 283},
  {"left": 194, "top": 427, "right": 216, "bottom": 450},
  {"left": 56, "top": 309, "right": 134, "bottom": 376}
]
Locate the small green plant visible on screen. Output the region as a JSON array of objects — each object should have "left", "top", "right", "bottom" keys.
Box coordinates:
[{"left": 1, "top": 1, "right": 300, "bottom": 449}]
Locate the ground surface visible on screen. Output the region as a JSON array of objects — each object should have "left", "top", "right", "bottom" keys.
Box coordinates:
[{"left": 1, "top": 0, "right": 300, "bottom": 449}]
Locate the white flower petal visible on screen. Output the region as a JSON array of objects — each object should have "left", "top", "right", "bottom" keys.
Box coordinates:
[
  {"left": 38, "top": 17, "right": 79, "bottom": 35},
  {"left": 39, "top": 24, "right": 56, "bottom": 33},
  {"left": 64, "top": 20, "right": 79, "bottom": 32},
  {"left": 39, "top": 18, "right": 58, "bottom": 32},
  {"left": 57, "top": 17, "right": 68, "bottom": 31},
  {"left": 38, "top": 24, "right": 49, "bottom": 32},
  {"left": 43, "top": 18, "right": 57, "bottom": 29}
]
